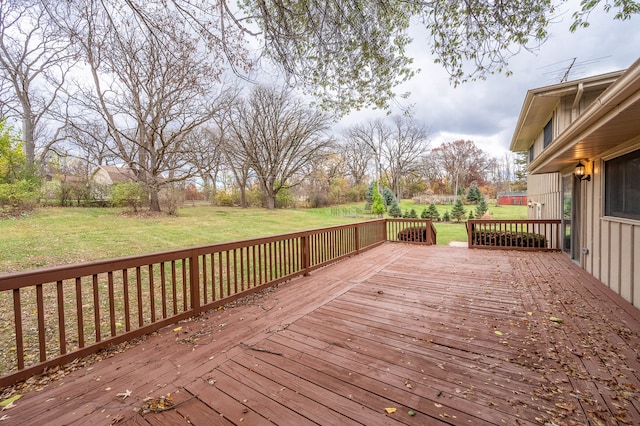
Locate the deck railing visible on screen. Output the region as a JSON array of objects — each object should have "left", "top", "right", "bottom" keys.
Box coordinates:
[
  {"left": 466, "top": 219, "right": 562, "bottom": 251},
  {"left": 0, "top": 218, "right": 434, "bottom": 387}
]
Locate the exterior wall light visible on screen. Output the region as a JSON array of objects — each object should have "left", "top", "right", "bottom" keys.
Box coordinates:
[
  {"left": 574, "top": 161, "right": 591, "bottom": 181},
  {"left": 527, "top": 199, "right": 533, "bottom": 208}
]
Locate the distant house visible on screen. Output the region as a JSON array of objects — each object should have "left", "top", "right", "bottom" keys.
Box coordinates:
[
  {"left": 496, "top": 192, "right": 527, "bottom": 206},
  {"left": 510, "top": 58, "right": 640, "bottom": 308},
  {"left": 90, "top": 165, "right": 138, "bottom": 200}
]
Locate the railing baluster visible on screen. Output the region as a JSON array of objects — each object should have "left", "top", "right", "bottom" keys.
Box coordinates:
[
  {"left": 36, "top": 284, "right": 46, "bottom": 362},
  {"left": 136, "top": 267, "right": 143, "bottom": 327},
  {"left": 123, "top": 270, "right": 130, "bottom": 332},
  {"left": 92, "top": 274, "right": 101, "bottom": 342},
  {"left": 108, "top": 272, "right": 116, "bottom": 337},
  {"left": 13, "top": 289, "right": 24, "bottom": 370},
  {"left": 56, "top": 280, "right": 66, "bottom": 355},
  {"left": 75, "top": 277, "right": 84, "bottom": 348}
]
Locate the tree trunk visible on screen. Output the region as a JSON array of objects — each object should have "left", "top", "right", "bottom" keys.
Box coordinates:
[{"left": 149, "top": 186, "right": 161, "bottom": 212}]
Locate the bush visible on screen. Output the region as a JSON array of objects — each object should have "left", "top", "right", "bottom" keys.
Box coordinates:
[
  {"left": 110, "top": 182, "right": 147, "bottom": 212},
  {"left": 213, "top": 191, "right": 234, "bottom": 206},
  {"left": 397, "top": 226, "right": 431, "bottom": 243},
  {"left": 0, "top": 180, "right": 39, "bottom": 216},
  {"left": 471, "top": 230, "right": 547, "bottom": 248}
]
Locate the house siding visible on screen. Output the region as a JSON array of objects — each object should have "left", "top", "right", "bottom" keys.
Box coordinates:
[
  {"left": 582, "top": 152, "right": 640, "bottom": 309},
  {"left": 527, "top": 173, "right": 561, "bottom": 220}
]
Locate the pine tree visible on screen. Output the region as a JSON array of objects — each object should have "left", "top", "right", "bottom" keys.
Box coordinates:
[
  {"left": 466, "top": 185, "right": 482, "bottom": 204},
  {"left": 476, "top": 197, "right": 489, "bottom": 217},
  {"left": 389, "top": 200, "right": 402, "bottom": 217},
  {"left": 442, "top": 211, "right": 451, "bottom": 222},
  {"left": 408, "top": 208, "right": 418, "bottom": 218},
  {"left": 451, "top": 198, "right": 466, "bottom": 222},
  {"left": 364, "top": 181, "right": 375, "bottom": 212},
  {"left": 468, "top": 210, "right": 474, "bottom": 220},
  {"left": 382, "top": 187, "right": 396, "bottom": 209},
  {"left": 372, "top": 184, "right": 385, "bottom": 217},
  {"left": 420, "top": 208, "right": 428, "bottom": 219},
  {"left": 426, "top": 202, "right": 440, "bottom": 221}
]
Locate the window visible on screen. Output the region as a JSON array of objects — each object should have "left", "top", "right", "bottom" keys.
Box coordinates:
[
  {"left": 529, "top": 145, "right": 534, "bottom": 162},
  {"left": 543, "top": 119, "right": 553, "bottom": 148},
  {"left": 605, "top": 149, "right": 640, "bottom": 220}
]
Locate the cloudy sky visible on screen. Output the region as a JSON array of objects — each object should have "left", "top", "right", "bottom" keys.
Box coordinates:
[{"left": 334, "top": 1, "right": 640, "bottom": 158}]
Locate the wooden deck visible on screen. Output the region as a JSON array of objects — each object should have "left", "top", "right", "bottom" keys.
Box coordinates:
[{"left": 4, "top": 245, "right": 640, "bottom": 425}]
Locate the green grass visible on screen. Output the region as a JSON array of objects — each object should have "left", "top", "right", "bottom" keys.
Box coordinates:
[
  {"left": 0, "top": 202, "right": 528, "bottom": 273},
  {"left": 400, "top": 201, "right": 528, "bottom": 246}
]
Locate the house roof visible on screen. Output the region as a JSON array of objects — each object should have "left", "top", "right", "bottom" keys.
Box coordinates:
[
  {"left": 95, "top": 165, "right": 137, "bottom": 183},
  {"left": 510, "top": 58, "right": 640, "bottom": 173}
]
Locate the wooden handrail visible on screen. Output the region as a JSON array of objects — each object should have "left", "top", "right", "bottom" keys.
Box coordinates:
[
  {"left": 0, "top": 218, "right": 434, "bottom": 388},
  {"left": 467, "top": 219, "right": 562, "bottom": 251}
]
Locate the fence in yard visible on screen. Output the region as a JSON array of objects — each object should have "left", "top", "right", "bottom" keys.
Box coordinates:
[
  {"left": 0, "top": 218, "right": 435, "bottom": 388},
  {"left": 466, "top": 219, "right": 562, "bottom": 251}
]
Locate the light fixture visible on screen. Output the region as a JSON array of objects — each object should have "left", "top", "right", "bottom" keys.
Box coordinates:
[
  {"left": 527, "top": 199, "right": 533, "bottom": 208},
  {"left": 574, "top": 161, "right": 591, "bottom": 181}
]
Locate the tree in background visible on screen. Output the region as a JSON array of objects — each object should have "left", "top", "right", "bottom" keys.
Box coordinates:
[
  {"left": 450, "top": 198, "right": 466, "bottom": 222},
  {"left": 371, "top": 184, "right": 385, "bottom": 217},
  {"left": 0, "top": 120, "right": 39, "bottom": 213},
  {"left": 476, "top": 198, "right": 489, "bottom": 217},
  {"left": 431, "top": 140, "right": 490, "bottom": 196},
  {"left": 389, "top": 200, "right": 402, "bottom": 218},
  {"left": 227, "top": 85, "right": 333, "bottom": 209},
  {"left": 513, "top": 151, "right": 528, "bottom": 192},
  {"left": 424, "top": 202, "right": 440, "bottom": 221}
]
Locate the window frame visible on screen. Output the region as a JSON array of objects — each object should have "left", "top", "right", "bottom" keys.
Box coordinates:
[{"left": 604, "top": 148, "right": 640, "bottom": 221}]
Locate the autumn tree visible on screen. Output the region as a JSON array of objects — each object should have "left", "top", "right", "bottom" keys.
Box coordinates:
[
  {"left": 227, "top": 85, "right": 333, "bottom": 210},
  {"left": 57, "top": 3, "right": 236, "bottom": 211},
  {"left": 430, "top": 140, "right": 491, "bottom": 196},
  {"left": 383, "top": 114, "right": 430, "bottom": 200},
  {"left": 0, "top": 0, "right": 75, "bottom": 167}
]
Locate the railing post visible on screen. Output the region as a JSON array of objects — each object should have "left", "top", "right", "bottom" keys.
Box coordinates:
[
  {"left": 189, "top": 251, "right": 201, "bottom": 316},
  {"left": 355, "top": 225, "right": 361, "bottom": 255},
  {"left": 302, "top": 235, "right": 311, "bottom": 276},
  {"left": 382, "top": 219, "right": 388, "bottom": 242}
]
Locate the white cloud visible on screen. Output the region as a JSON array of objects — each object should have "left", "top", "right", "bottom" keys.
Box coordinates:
[{"left": 335, "top": 2, "right": 640, "bottom": 157}]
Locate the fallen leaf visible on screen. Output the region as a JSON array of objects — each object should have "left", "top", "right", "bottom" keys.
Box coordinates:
[
  {"left": 384, "top": 408, "right": 396, "bottom": 414},
  {"left": 527, "top": 312, "right": 533, "bottom": 316},
  {"left": 0, "top": 395, "right": 20, "bottom": 409},
  {"left": 173, "top": 326, "right": 182, "bottom": 332},
  {"left": 116, "top": 390, "right": 132, "bottom": 399},
  {"left": 549, "top": 317, "right": 563, "bottom": 323},
  {"left": 434, "top": 403, "right": 443, "bottom": 408},
  {"left": 494, "top": 330, "right": 503, "bottom": 336}
]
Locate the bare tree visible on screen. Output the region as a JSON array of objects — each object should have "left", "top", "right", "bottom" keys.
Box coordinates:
[
  {"left": 60, "top": 2, "right": 236, "bottom": 211},
  {"left": 339, "top": 133, "right": 373, "bottom": 188},
  {"left": 383, "top": 115, "right": 430, "bottom": 200},
  {"left": 227, "top": 85, "right": 333, "bottom": 209},
  {"left": 0, "top": 0, "right": 75, "bottom": 167},
  {"left": 345, "top": 119, "right": 391, "bottom": 191}
]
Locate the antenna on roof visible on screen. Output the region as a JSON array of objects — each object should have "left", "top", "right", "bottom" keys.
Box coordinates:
[{"left": 537, "top": 56, "right": 610, "bottom": 83}]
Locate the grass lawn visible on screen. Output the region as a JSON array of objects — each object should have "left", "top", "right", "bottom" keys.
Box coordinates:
[
  {"left": 0, "top": 202, "right": 527, "bottom": 273},
  {"left": 400, "top": 201, "right": 528, "bottom": 246}
]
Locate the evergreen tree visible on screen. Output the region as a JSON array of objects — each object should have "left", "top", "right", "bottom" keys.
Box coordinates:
[
  {"left": 426, "top": 202, "right": 440, "bottom": 221},
  {"left": 420, "top": 208, "right": 428, "bottom": 219},
  {"left": 382, "top": 187, "right": 396, "bottom": 209},
  {"left": 408, "top": 208, "right": 418, "bottom": 218},
  {"left": 389, "top": 200, "right": 402, "bottom": 217},
  {"left": 442, "top": 211, "right": 451, "bottom": 222},
  {"left": 466, "top": 185, "right": 482, "bottom": 204},
  {"left": 450, "top": 198, "right": 466, "bottom": 222},
  {"left": 476, "top": 198, "right": 489, "bottom": 217},
  {"left": 372, "top": 184, "right": 385, "bottom": 217},
  {"left": 468, "top": 210, "right": 474, "bottom": 220},
  {"left": 364, "top": 181, "right": 375, "bottom": 212}
]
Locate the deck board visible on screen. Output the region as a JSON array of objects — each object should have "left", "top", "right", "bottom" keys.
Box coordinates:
[{"left": 3, "top": 244, "right": 640, "bottom": 425}]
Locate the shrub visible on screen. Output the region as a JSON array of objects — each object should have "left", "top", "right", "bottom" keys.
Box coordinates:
[
  {"left": 397, "top": 226, "right": 431, "bottom": 243},
  {"left": 408, "top": 208, "right": 418, "bottom": 218},
  {"left": 110, "top": 182, "right": 146, "bottom": 212},
  {"left": 442, "top": 211, "right": 451, "bottom": 222},
  {"left": 471, "top": 230, "right": 547, "bottom": 248}
]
